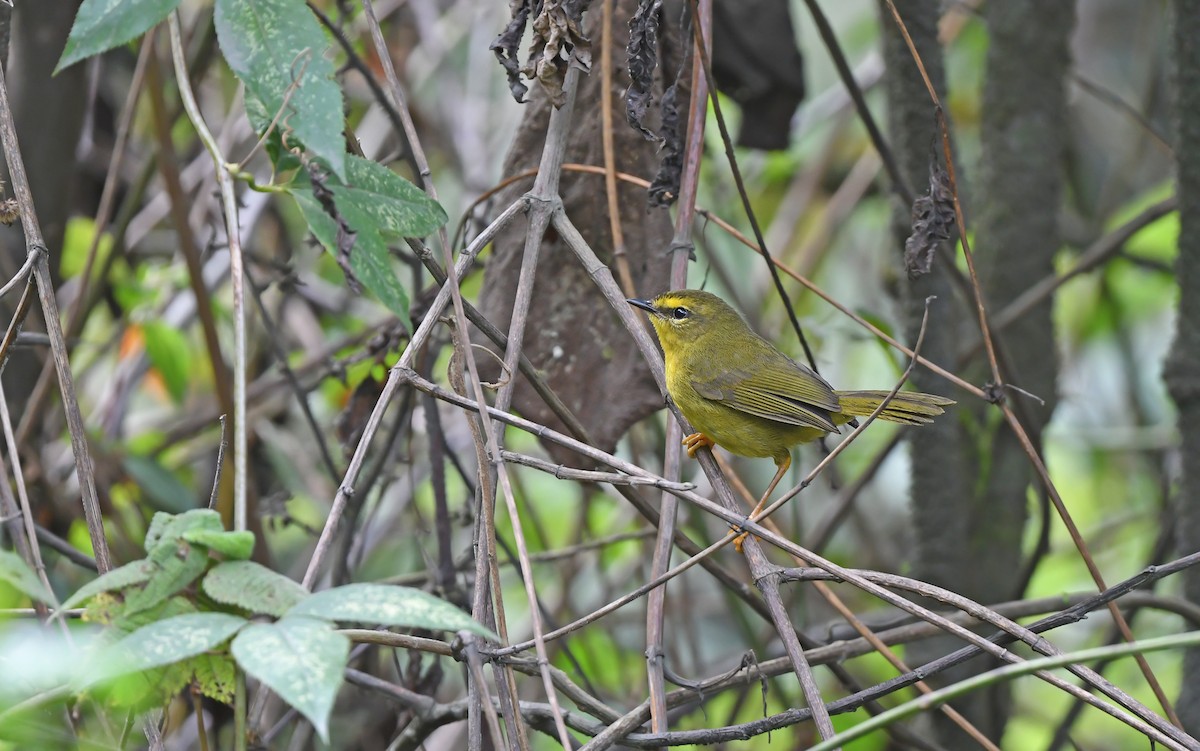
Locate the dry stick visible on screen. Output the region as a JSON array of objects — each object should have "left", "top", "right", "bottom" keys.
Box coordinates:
[
  {"left": 207, "top": 415, "right": 229, "bottom": 510},
  {"left": 0, "top": 381, "right": 58, "bottom": 608},
  {"left": 0, "top": 249, "right": 34, "bottom": 301},
  {"left": 482, "top": 66, "right": 584, "bottom": 750},
  {"left": 0, "top": 256, "right": 37, "bottom": 573},
  {"left": 357, "top": 0, "right": 546, "bottom": 744},
  {"left": 0, "top": 45, "right": 112, "bottom": 573},
  {"left": 646, "top": 0, "right": 712, "bottom": 736},
  {"left": 572, "top": 560, "right": 1200, "bottom": 748},
  {"left": 463, "top": 635, "right": 507, "bottom": 751},
  {"left": 599, "top": 0, "right": 635, "bottom": 297},
  {"left": 450, "top": 318, "right": 519, "bottom": 751},
  {"left": 499, "top": 451, "right": 694, "bottom": 490},
  {"left": 404, "top": 372, "right": 1193, "bottom": 749},
  {"left": 479, "top": 529, "right": 659, "bottom": 571},
  {"left": 882, "top": 0, "right": 1180, "bottom": 727},
  {"left": 810, "top": 632, "right": 1200, "bottom": 751},
  {"left": 167, "top": 12, "right": 247, "bottom": 535},
  {"left": 551, "top": 209, "right": 838, "bottom": 744}
]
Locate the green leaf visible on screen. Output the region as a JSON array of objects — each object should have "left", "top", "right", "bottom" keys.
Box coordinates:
[
  {"left": 183, "top": 529, "right": 256, "bottom": 560},
  {"left": 60, "top": 559, "right": 156, "bottom": 611},
  {"left": 107, "top": 595, "right": 196, "bottom": 634},
  {"left": 142, "top": 321, "right": 192, "bottom": 404},
  {"left": 232, "top": 617, "right": 348, "bottom": 742},
  {"left": 290, "top": 155, "right": 446, "bottom": 320},
  {"left": 343, "top": 200, "right": 413, "bottom": 321},
  {"left": 124, "top": 541, "right": 209, "bottom": 615},
  {"left": 56, "top": 0, "right": 181, "bottom": 73},
  {"left": 287, "top": 583, "right": 495, "bottom": 638},
  {"left": 203, "top": 561, "right": 308, "bottom": 617},
  {"left": 123, "top": 455, "right": 197, "bottom": 514},
  {"left": 60, "top": 217, "right": 114, "bottom": 280},
  {"left": 330, "top": 157, "right": 447, "bottom": 238},
  {"left": 107, "top": 612, "right": 247, "bottom": 674},
  {"left": 85, "top": 613, "right": 246, "bottom": 697},
  {"left": 189, "top": 652, "right": 238, "bottom": 703},
  {"left": 292, "top": 190, "right": 407, "bottom": 320},
  {"left": 0, "top": 549, "right": 52, "bottom": 604},
  {"left": 214, "top": 0, "right": 345, "bottom": 178},
  {"left": 244, "top": 90, "right": 304, "bottom": 174},
  {"left": 145, "top": 509, "right": 224, "bottom": 552}
]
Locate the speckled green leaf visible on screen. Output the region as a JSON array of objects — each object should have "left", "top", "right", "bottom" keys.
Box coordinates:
[
  {"left": 331, "top": 157, "right": 447, "bottom": 238},
  {"left": 287, "top": 583, "right": 495, "bottom": 638},
  {"left": 85, "top": 613, "right": 246, "bottom": 689},
  {"left": 214, "top": 0, "right": 345, "bottom": 178},
  {"left": 232, "top": 617, "right": 348, "bottom": 742},
  {"left": 60, "top": 559, "right": 156, "bottom": 611},
  {"left": 292, "top": 188, "right": 409, "bottom": 320},
  {"left": 124, "top": 541, "right": 208, "bottom": 615},
  {"left": 56, "top": 0, "right": 181, "bottom": 73},
  {"left": 203, "top": 561, "right": 307, "bottom": 617},
  {"left": 117, "top": 613, "right": 245, "bottom": 671},
  {"left": 145, "top": 509, "right": 223, "bottom": 552},
  {"left": 182, "top": 528, "right": 255, "bottom": 560},
  {"left": 0, "top": 549, "right": 52, "bottom": 604},
  {"left": 290, "top": 155, "right": 445, "bottom": 320}
]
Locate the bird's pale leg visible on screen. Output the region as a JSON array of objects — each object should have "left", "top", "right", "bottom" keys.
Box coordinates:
[{"left": 733, "top": 454, "right": 791, "bottom": 553}]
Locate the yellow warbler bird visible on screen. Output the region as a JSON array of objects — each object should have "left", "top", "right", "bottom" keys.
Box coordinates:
[{"left": 628, "top": 289, "right": 954, "bottom": 532}]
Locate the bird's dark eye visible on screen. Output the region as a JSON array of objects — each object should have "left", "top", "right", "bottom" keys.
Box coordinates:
[{"left": 672, "top": 307, "right": 690, "bottom": 320}]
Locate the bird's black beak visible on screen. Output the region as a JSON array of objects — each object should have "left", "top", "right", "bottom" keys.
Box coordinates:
[{"left": 627, "top": 298, "right": 656, "bottom": 314}]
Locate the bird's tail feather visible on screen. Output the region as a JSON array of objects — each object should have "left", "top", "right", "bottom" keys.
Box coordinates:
[{"left": 835, "top": 390, "right": 955, "bottom": 425}]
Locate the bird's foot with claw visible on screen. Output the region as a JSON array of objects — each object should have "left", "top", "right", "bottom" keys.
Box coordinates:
[{"left": 683, "top": 432, "right": 716, "bottom": 458}]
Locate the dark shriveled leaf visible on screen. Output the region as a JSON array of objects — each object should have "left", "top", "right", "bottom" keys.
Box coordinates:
[
  {"left": 493, "top": 0, "right": 592, "bottom": 107},
  {"left": 521, "top": 0, "right": 594, "bottom": 107},
  {"left": 626, "top": 0, "right": 665, "bottom": 139},
  {"left": 490, "top": 0, "right": 532, "bottom": 103},
  {"left": 904, "top": 162, "right": 955, "bottom": 278},
  {"left": 648, "top": 42, "right": 688, "bottom": 207}
]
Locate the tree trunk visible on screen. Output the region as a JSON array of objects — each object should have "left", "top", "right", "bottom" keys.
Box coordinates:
[
  {"left": 1166, "top": 0, "right": 1200, "bottom": 734},
  {"left": 881, "top": 0, "right": 1069, "bottom": 745},
  {"left": 0, "top": 0, "right": 87, "bottom": 424}
]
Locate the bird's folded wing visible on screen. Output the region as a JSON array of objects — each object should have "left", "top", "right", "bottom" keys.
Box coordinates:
[{"left": 691, "top": 362, "right": 840, "bottom": 432}]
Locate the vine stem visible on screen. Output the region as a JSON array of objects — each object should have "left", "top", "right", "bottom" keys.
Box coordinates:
[{"left": 168, "top": 12, "right": 248, "bottom": 534}]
